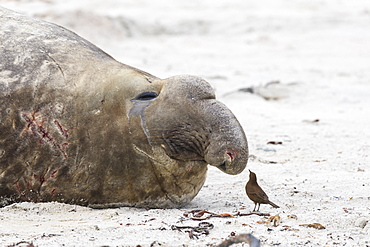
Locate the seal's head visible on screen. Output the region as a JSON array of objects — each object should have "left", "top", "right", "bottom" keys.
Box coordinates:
[{"left": 130, "top": 75, "right": 248, "bottom": 176}]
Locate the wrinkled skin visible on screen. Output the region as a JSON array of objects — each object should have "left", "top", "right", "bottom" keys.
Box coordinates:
[{"left": 0, "top": 7, "right": 248, "bottom": 208}]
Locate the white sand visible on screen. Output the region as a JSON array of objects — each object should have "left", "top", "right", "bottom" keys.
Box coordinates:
[{"left": 1, "top": 0, "right": 369, "bottom": 246}]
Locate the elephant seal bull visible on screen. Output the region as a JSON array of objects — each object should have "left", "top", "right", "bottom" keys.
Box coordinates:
[{"left": 0, "top": 7, "right": 248, "bottom": 208}]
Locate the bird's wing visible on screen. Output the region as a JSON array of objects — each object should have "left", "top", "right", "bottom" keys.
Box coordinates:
[{"left": 257, "top": 190, "right": 269, "bottom": 201}]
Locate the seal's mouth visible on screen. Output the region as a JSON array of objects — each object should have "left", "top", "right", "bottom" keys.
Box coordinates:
[
  {"left": 212, "top": 149, "right": 247, "bottom": 175},
  {"left": 217, "top": 161, "right": 227, "bottom": 172},
  {"left": 219, "top": 151, "right": 234, "bottom": 172}
]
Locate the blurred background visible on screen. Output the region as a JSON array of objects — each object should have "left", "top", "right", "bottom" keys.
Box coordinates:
[{"left": 2, "top": 0, "right": 369, "bottom": 86}]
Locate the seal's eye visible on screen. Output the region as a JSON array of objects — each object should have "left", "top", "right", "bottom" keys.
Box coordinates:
[{"left": 133, "top": 91, "right": 158, "bottom": 101}]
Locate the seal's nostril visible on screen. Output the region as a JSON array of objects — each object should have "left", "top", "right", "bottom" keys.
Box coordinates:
[{"left": 226, "top": 151, "right": 234, "bottom": 160}]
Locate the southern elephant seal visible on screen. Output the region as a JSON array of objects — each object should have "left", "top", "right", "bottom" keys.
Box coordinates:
[{"left": 0, "top": 7, "right": 248, "bottom": 208}]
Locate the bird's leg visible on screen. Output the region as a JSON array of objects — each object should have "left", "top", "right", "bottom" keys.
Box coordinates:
[
  {"left": 257, "top": 203, "right": 261, "bottom": 212},
  {"left": 252, "top": 203, "right": 257, "bottom": 212}
]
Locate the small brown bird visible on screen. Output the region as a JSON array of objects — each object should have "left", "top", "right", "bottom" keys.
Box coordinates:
[{"left": 246, "top": 170, "right": 280, "bottom": 211}]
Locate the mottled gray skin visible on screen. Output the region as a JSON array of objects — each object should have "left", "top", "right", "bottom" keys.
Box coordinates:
[{"left": 0, "top": 7, "right": 248, "bottom": 208}]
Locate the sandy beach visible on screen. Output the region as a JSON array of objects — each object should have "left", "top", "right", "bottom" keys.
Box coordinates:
[{"left": 1, "top": 0, "right": 369, "bottom": 246}]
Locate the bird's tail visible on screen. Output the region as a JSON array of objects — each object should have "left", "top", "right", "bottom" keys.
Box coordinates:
[{"left": 269, "top": 201, "right": 280, "bottom": 208}]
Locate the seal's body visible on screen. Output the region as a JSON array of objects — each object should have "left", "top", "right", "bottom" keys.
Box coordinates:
[{"left": 0, "top": 7, "right": 248, "bottom": 208}]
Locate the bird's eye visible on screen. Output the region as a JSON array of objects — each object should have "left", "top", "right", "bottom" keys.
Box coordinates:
[{"left": 133, "top": 92, "right": 158, "bottom": 101}]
